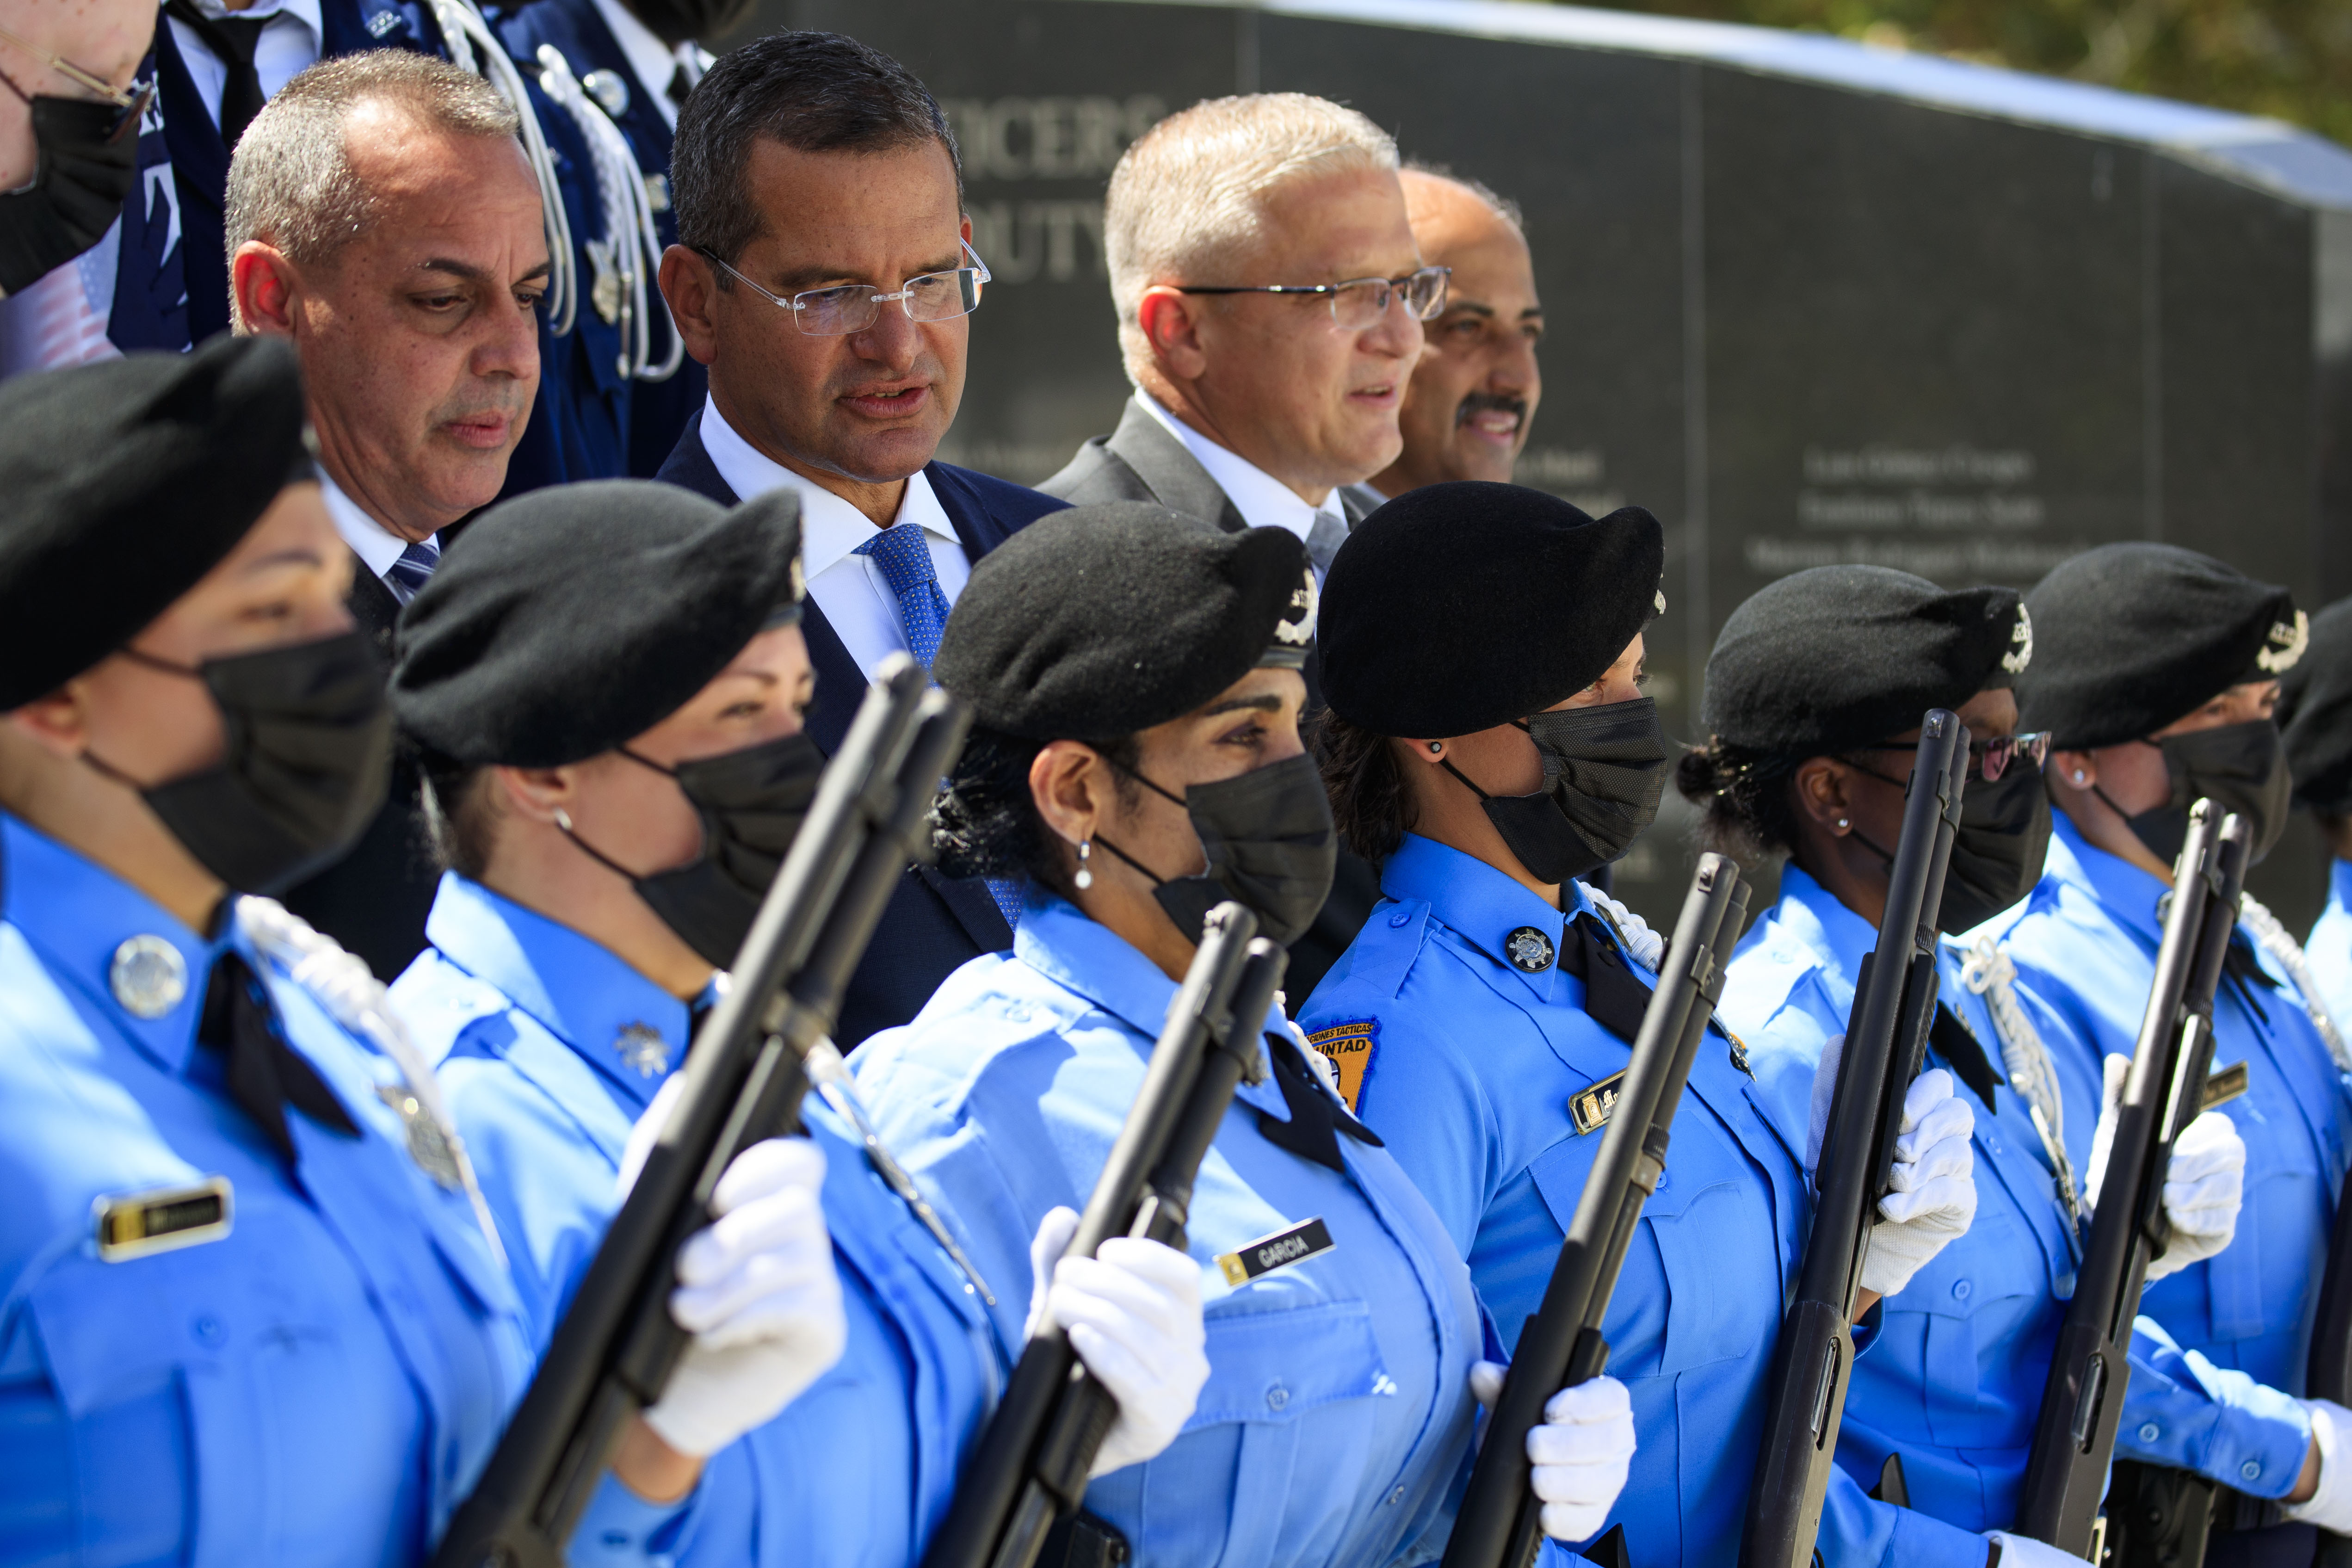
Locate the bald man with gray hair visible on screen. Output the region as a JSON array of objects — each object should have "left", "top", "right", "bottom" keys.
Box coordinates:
[{"left": 1041, "top": 89, "right": 1445, "bottom": 1001}]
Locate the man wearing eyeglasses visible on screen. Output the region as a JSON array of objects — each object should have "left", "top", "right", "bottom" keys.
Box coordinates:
[
  {"left": 1040, "top": 91, "right": 1438, "bottom": 1003},
  {"left": 653, "top": 29, "right": 1065, "bottom": 1046}
]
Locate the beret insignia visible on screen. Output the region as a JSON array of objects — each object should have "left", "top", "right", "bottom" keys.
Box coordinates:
[
  {"left": 2259, "top": 610, "right": 2309, "bottom": 674},
  {"left": 2001, "top": 604, "right": 2034, "bottom": 675}
]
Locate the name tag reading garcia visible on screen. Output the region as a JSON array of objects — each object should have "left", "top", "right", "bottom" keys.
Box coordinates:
[
  {"left": 1216, "top": 1216, "right": 1335, "bottom": 1286},
  {"left": 93, "top": 1177, "right": 234, "bottom": 1262}
]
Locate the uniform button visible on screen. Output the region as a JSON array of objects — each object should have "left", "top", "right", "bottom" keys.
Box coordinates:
[
  {"left": 1951, "top": 1280, "right": 1972, "bottom": 1301},
  {"left": 1005, "top": 1006, "right": 1031, "bottom": 1023},
  {"left": 2139, "top": 1422, "right": 2163, "bottom": 1442},
  {"left": 1389, "top": 911, "right": 1411, "bottom": 928},
  {"left": 1388, "top": 1486, "right": 1407, "bottom": 1506},
  {"left": 1265, "top": 1382, "right": 1289, "bottom": 1411},
  {"left": 2241, "top": 1460, "right": 2264, "bottom": 1482},
  {"left": 191, "top": 1314, "right": 226, "bottom": 1346}
]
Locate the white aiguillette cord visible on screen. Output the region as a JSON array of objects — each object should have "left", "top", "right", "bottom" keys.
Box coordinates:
[
  {"left": 1958, "top": 934, "right": 2085, "bottom": 1230},
  {"left": 2237, "top": 893, "right": 2352, "bottom": 1073},
  {"left": 236, "top": 895, "right": 509, "bottom": 1269},
  {"left": 429, "top": 0, "right": 577, "bottom": 340}
]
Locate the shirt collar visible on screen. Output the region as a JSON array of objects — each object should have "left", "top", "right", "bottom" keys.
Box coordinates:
[
  {"left": 1767, "top": 864, "right": 1881, "bottom": 993},
  {"left": 1132, "top": 390, "right": 1339, "bottom": 543},
  {"left": 698, "top": 395, "right": 953, "bottom": 576},
  {"left": 583, "top": 0, "right": 684, "bottom": 128},
  {"left": 2334, "top": 858, "right": 2352, "bottom": 914},
  {"left": 1, "top": 812, "right": 221, "bottom": 1078},
  {"left": 318, "top": 469, "right": 426, "bottom": 580},
  {"left": 167, "top": 0, "right": 322, "bottom": 36},
  {"left": 423, "top": 872, "right": 694, "bottom": 1112},
  {"left": 1378, "top": 832, "right": 1588, "bottom": 1004},
  {"left": 1011, "top": 888, "right": 1182, "bottom": 1042},
  {"left": 2048, "top": 809, "right": 2167, "bottom": 942}
]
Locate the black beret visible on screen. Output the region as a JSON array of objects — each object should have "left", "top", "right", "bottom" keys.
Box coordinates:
[
  {"left": 392, "top": 480, "right": 803, "bottom": 766},
  {"left": 1700, "top": 567, "right": 2029, "bottom": 756},
  {"left": 2280, "top": 595, "right": 2352, "bottom": 814},
  {"left": 0, "top": 336, "right": 312, "bottom": 710},
  {"left": 934, "top": 502, "right": 1315, "bottom": 740},
  {"left": 2019, "top": 543, "right": 2304, "bottom": 750},
  {"left": 1318, "top": 482, "right": 1664, "bottom": 737}
]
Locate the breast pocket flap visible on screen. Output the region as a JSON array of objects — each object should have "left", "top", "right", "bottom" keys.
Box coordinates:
[{"left": 1188, "top": 1299, "right": 1386, "bottom": 1428}]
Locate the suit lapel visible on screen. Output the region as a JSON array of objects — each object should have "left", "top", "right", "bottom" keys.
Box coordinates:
[
  {"left": 346, "top": 556, "right": 401, "bottom": 662},
  {"left": 924, "top": 463, "right": 1005, "bottom": 561},
  {"left": 654, "top": 418, "right": 741, "bottom": 506},
  {"left": 1101, "top": 401, "right": 1249, "bottom": 533},
  {"left": 800, "top": 607, "right": 868, "bottom": 757}
]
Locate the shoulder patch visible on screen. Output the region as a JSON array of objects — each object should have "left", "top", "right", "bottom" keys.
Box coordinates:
[{"left": 1303, "top": 1019, "right": 1378, "bottom": 1112}]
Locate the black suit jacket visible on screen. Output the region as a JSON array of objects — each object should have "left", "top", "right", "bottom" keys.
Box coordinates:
[
  {"left": 279, "top": 557, "right": 442, "bottom": 980},
  {"left": 1039, "top": 398, "right": 1382, "bottom": 1006},
  {"left": 655, "top": 417, "right": 1068, "bottom": 1045}
]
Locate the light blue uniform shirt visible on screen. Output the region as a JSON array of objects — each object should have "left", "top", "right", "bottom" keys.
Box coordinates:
[
  {"left": 853, "top": 889, "right": 1485, "bottom": 1568},
  {"left": 1298, "top": 834, "right": 1985, "bottom": 1567},
  {"left": 1726, "top": 866, "right": 2311, "bottom": 1528},
  {"left": 1990, "top": 813, "right": 2352, "bottom": 1472},
  {"left": 0, "top": 815, "right": 667, "bottom": 1565},
  {"left": 390, "top": 873, "right": 1005, "bottom": 1568},
  {"left": 2305, "top": 859, "right": 2352, "bottom": 1032}
]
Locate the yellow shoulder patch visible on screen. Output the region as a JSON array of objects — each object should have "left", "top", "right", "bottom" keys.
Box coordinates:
[{"left": 1303, "top": 1019, "right": 1377, "bottom": 1112}]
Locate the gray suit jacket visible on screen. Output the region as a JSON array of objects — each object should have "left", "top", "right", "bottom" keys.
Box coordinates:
[{"left": 1039, "top": 395, "right": 1382, "bottom": 1006}]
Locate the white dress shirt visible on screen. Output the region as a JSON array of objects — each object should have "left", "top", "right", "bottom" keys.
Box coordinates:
[
  {"left": 1132, "top": 390, "right": 1347, "bottom": 580},
  {"left": 698, "top": 396, "right": 969, "bottom": 681},
  {"left": 320, "top": 470, "right": 431, "bottom": 581},
  {"left": 162, "top": 0, "right": 324, "bottom": 131},
  {"left": 585, "top": 0, "right": 705, "bottom": 131}
]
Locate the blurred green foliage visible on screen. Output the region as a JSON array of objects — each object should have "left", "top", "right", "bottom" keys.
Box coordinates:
[{"left": 1571, "top": 0, "right": 2352, "bottom": 144}]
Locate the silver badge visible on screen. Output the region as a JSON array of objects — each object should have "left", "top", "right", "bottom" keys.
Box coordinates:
[
  {"left": 581, "top": 68, "right": 630, "bottom": 118},
  {"left": 375, "top": 1083, "right": 463, "bottom": 1190},
  {"left": 1504, "top": 926, "right": 1556, "bottom": 974},
  {"left": 642, "top": 173, "right": 671, "bottom": 214},
  {"left": 586, "top": 237, "right": 623, "bottom": 327},
  {"left": 616, "top": 1023, "right": 671, "bottom": 1079},
  {"left": 110, "top": 935, "right": 188, "bottom": 1018}
]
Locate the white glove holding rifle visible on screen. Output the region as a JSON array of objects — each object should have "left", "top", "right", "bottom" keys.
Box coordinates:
[
  {"left": 2281, "top": 1398, "right": 2352, "bottom": 1533},
  {"left": 618, "top": 1074, "right": 849, "bottom": 1458},
  {"left": 1806, "top": 1040, "right": 1978, "bottom": 1299},
  {"left": 1024, "top": 1205, "right": 1210, "bottom": 1477},
  {"left": 1468, "top": 1363, "right": 1638, "bottom": 1543},
  {"left": 2082, "top": 1053, "right": 2245, "bottom": 1282}
]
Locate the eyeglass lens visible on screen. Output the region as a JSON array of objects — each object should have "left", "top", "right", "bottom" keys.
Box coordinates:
[
  {"left": 1975, "top": 732, "right": 2052, "bottom": 782},
  {"left": 1328, "top": 268, "right": 1448, "bottom": 328},
  {"left": 791, "top": 266, "right": 984, "bottom": 336}
]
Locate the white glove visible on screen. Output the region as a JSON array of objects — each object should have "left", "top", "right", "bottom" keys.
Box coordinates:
[
  {"left": 1024, "top": 1206, "right": 1210, "bottom": 1477},
  {"left": 641, "top": 1136, "right": 848, "bottom": 1457},
  {"left": 1468, "top": 1362, "right": 1638, "bottom": 1543},
  {"left": 2082, "top": 1054, "right": 2247, "bottom": 1281},
  {"left": 1864, "top": 1067, "right": 1977, "bottom": 1297},
  {"left": 1987, "top": 1530, "right": 2093, "bottom": 1565},
  {"left": 1588, "top": 889, "right": 1665, "bottom": 972},
  {"left": 2281, "top": 1400, "right": 2352, "bottom": 1533}
]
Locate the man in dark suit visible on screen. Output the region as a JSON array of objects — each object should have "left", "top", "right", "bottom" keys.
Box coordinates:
[
  {"left": 227, "top": 52, "right": 550, "bottom": 977},
  {"left": 1040, "top": 92, "right": 1444, "bottom": 1000},
  {"left": 653, "top": 32, "right": 1064, "bottom": 1047}
]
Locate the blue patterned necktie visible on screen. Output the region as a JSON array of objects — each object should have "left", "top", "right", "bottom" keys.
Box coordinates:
[
  {"left": 852, "top": 521, "right": 1023, "bottom": 932},
  {"left": 383, "top": 538, "right": 440, "bottom": 606}
]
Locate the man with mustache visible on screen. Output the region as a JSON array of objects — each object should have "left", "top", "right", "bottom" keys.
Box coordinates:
[
  {"left": 1351, "top": 165, "right": 1543, "bottom": 504},
  {"left": 1039, "top": 91, "right": 1442, "bottom": 999},
  {"left": 652, "top": 31, "right": 1065, "bottom": 1045},
  {"left": 227, "top": 49, "right": 548, "bottom": 976}
]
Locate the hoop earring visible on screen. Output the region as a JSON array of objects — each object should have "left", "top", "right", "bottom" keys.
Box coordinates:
[{"left": 1074, "top": 838, "right": 1094, "bottom": 890}]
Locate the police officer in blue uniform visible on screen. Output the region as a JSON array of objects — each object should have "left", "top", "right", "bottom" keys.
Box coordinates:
[
  {"left": 2280, "top": 596, "right": 2352, "bottom": 1031},
  {"left": 1992, "top": 543, "right": 2352, "bottom": 1560},
  {"left": 1689, "top": 564, "right": 2313, "bottom": 1563},
  {"left": 854, "top": 500, "right": 1641, "bottom": 1568},
  {"left": 1297, "top": 483, "right": 1988, "bottom": 1567},
  {"left": 0, "top": 336, "right": 778, "bottom": 1563},
  {"left": 385, "top": 479, "right": 1212, "bottom": 1566}
]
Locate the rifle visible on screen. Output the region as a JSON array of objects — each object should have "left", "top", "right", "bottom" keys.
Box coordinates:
[
  {"left": 921, "top": 902, "right": 1287, "bottom": 1568},
  {"left": 1441, "top": 852, "right": 1753, "bottom": 1568},
  {"left": 1741, "top": 709, "right": 1971, "bottom": 1568},
  {"left": 432, "top": 656, "right": 968, "bottom": 1568},
  {"left": 2312, "top": 1180, "right": 2352, "bottom": 1568},
  {"left": 2014, "top": 803, "right": 2252, "bottom": 1559}
]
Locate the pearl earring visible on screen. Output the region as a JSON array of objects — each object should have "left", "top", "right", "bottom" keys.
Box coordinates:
[
  {"left": 1428, "top": 741, "right": 1443, "bottom": 754},
  {"left": 2074, "top": 769, "right": 2086, "bottom": 784},
  {"left": 1836, "top": 816, "right": 1850, "bottom": 830},
  {"left": 1074, "top": 839, "right": 1094, "bottom": 890},
  {"left": 554, "top": 808, "right": 575, "bottom": 832}
]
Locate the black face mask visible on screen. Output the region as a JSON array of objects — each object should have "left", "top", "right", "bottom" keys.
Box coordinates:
[
  {"left": 1443, "top": 698, "right": 1671, "bottom": 886},
  {"left": 1938, "top": 755, "right": 2052, "bottom": 932},
  {"left": 622, "top": 0, "right": 752, "bottom": 48},
  {"left": 560, "top": 731, "right": 826, "bottom": 968},
  {"left": 0, "top": 92, "right": 145, "bottom": 297},
  {"left": 85, "top": 631, "right": 394, "bottom": 895},
  {"left": 1094, "top": 752, "right": 1337, "bottom": 947},
  {"left": 2101, "top": 720, "right": 2293, "bottom": 868}
]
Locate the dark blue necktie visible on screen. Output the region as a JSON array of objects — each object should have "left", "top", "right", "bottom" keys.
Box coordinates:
[{"left": 383, "top": 538, "right": 440, "bottom": 605}]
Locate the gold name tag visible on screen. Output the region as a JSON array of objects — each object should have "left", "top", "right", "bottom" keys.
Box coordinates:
[
  {"left": 1216, "top": 1216, "right": 1335, "bottom": 1287},
  {"left": 1571, "top": 1069, "right": 1628, "bottom": 1136},
  {"left": 93, "top": 1177, "right": 233, "bottom": 1262},
  {"left": 2202, "top": 1061, "right": 2250, "bottom": 1111}
]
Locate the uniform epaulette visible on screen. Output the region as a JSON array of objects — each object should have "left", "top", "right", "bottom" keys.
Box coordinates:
[{"left": 387, "top": 956, "right": 517, "bottom": 1068}]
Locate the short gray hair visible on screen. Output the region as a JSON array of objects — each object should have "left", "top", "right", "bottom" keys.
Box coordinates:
[
  {"left": 1401, "top": 160, "right": 1526, "bottom": 238},
  {"left": 1105, "top": 93, "right": 1397, "bottom": 384},
  {"left": 225, "top": 51, "right": 519, "bottom": 274}
]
